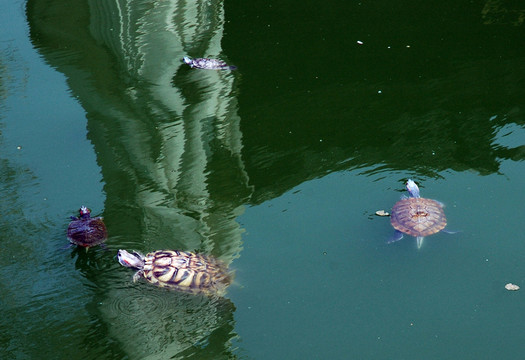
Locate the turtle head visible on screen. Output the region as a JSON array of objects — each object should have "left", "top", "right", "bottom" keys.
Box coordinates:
[
  {"left": 406, "top": 179, "right": 420, "bottom": 198},
  {"left": 118, "top": 249, "right": 145, "bottom": 269},
  {"left": 79, "top": 206, "right": 91, "bottom": 219}
]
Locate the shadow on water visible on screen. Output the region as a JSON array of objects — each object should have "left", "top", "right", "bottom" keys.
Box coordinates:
[{"left": 224, "top": 0, "right": 525, "bottom": 201}]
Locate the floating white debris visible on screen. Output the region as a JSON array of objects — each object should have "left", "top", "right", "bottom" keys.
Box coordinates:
[
  {"left": 357, "top": 40, "right": 363, "bottom": 45},
  {"left": 505, "top": 283, "right": 520, "bottom": 291},
  {"left": 375, "top": 210, "right": 390, "bottom": 217}
]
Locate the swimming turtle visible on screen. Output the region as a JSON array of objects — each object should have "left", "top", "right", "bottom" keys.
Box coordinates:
[
  {"left": 117, "top": 249, "right": 232, "bottom": 295},
  {"left": 389, "top": 180, "right": 447, "bottom": 249},
  {"left": 183, "top": 56, "right": 237, "bottom": 70},
  {"left": 67, "top": 206, "right": 107, "bottom": 248}
]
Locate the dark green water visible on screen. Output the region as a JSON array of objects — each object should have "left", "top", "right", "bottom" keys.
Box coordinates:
[{"left": 1, "top": 0, "right": 525, "bottom": 358}]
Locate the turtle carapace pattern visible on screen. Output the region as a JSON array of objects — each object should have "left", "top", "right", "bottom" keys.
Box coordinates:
[
  {"left": 389, "top": 180, "right": 447, "bottom": 249},
  {"left": 118, "top": 249, "right": 232, "bottom": 296}
]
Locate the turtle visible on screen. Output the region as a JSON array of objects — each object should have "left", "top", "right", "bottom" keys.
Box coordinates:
[
  {"left": 389, "top": 179, "right": 447, "bottom": 249},
  {"left": 183, "top": 56, "right": 237, "bottom": 70},
  {"left": 117, "top": 249, "right": 232, "bottom": 295},
  {"left": 67, "top": 206, "right": 107, "bottom": 248}
]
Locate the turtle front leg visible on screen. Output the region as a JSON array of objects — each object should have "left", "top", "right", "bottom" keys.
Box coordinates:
[
  {"left": 387, "top": 230, "right": 404, "bottom": 244},
  {"left": 132, "top": 270, "right": 144, "bottom": 283}
]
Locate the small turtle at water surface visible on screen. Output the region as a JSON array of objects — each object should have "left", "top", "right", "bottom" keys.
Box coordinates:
[
  {"left": 118, "top": 249, "right": 232, "bottom": 296},
  {"left": 183, "top": 56, "right": 237, "bottom": 70},
  {"left": 67, "top": 206, "right": 107, "bottom": 248},
  {"left": 389, "top": 180, "right": 448, "bottom": 249}
]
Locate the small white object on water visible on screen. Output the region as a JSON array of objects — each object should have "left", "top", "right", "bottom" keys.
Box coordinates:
[
  {"left": 505, "top": 283, "right": 520, "bottom": 291},
  {"left": 357, "top": 40, "right": 363, "bottom": 45},
  {"left": 375, "top": 210, "right": 390, "bottom": 217}
]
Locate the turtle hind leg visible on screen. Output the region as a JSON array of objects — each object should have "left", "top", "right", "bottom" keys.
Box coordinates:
[
  {"left": 417, "top": 236, "right": 424, "bottom": 249},
  {"left": 61, "top": 242, "right": 74, "bottom": 251},
  {"left": 442, "top": 228, "right": 459, "bottom": 235},
  {"left": 387, "top": 230, "right": 404, "bottom": 244}
]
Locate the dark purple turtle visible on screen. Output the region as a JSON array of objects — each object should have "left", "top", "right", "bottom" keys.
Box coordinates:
[
  {"left": 183, "top": 56, "right": 237, "bottom": 70},
  {"left": 389, "top": 180, "right": 447, "bottom": 249},
  {"left": 67, "top": 206, "right": 107, "bottom": 248}
]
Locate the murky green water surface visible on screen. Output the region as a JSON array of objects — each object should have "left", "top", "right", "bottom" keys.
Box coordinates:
[{"left": 1, "top": 0, "right": 525, "bottom": 358}]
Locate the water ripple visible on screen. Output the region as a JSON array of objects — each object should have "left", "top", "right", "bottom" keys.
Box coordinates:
[{"left": 98, "top": 284, "right": 236, "bottom": 359}]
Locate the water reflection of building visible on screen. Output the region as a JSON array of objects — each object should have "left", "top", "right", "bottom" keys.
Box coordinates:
[{"left": 27, "top": 0, "right": 249, "bottom": 358}]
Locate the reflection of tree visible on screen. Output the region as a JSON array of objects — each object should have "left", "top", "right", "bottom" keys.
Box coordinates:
[
  {"left": 0, "top": 159, "right": 39, "bottom": 358},
  {"left": 482, "top": 0, "right": 525, "bottom": 26},
  {"left": 0, "top": 47, "right": 43, "bottom": 359},
  {"left": 27, "top": 0, "right": 247, "bottom": 358}
]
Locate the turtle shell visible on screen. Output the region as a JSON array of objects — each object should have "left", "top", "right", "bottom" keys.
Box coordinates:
[
  {"left": 183, "top": 57, "right": 237, "bottom": 70},
  {"left": 142, "top": 250, "right": 231, "bottom": 294},
  {"left": 390, "top": 197, "right": 447, "bottom": 237},
  {"left": 67, "top": 209, "right": 107, "bottom": 247}
]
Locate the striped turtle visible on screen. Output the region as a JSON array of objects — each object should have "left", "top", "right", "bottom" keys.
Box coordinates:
[
  {"left": 117, "top": 249, "right": 232, "bottom": 295},
  {"left": 183, "top": 56, "right": 237, "bottom": 70},
  {"left": 67, "top": 206, "right": 107, "bottom": 248},
  {"left": 389, "top": 180, "right": 447, "bottom": 249}
]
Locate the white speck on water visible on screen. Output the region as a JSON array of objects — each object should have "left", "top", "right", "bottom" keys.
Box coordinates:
[
  {"left": 357, "top": 40, "right": 363, "bottom": 45},
  {"left": 378, "top": 90, "right": 382, "bottom": 94},
  {"left": 505, "top": 283, "right": 520, "bottom": 291}
]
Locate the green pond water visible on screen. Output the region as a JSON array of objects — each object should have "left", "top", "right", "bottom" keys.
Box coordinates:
[{"left": 1, "top": 0, "right": 525, "bottom": 359}]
